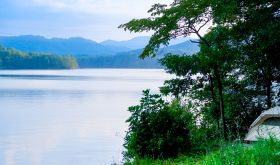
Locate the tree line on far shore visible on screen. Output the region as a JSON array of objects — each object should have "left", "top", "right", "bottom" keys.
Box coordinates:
[{"left": 0, "top": 45, "right": 78, "bottom": 69}]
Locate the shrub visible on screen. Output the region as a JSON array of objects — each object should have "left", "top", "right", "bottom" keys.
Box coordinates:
[{"left": 123, "top": 90, "right": 193, "bottom": 160}]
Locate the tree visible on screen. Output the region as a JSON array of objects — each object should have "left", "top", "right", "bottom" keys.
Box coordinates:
[
  {"left": 119, "top": 0, "right": 232, "bottom": 140},
  {"left": 120, "top": 0, "right": 280, "bottom": 142},
  {"left": 119, "top": 0, "right": 212, "bottom": 59},
  {"left": 211, "top": 0, "right": 280, "bottom": 109},
  {"left": 120, "top": 0, "right": 280, "bottom": 140}
]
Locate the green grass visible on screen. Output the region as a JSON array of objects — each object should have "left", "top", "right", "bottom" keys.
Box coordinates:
[{"left": 126, "top": 138, "right": 280, "bottom": 165}]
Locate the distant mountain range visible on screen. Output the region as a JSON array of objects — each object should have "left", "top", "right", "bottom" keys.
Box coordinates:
[
  {"left": 0, "top": 35, "right": 199, "bottom": 56},
  {"left": 0, "top": 35, "right": 200, "bottom": 68},
  {"left": 0, "top": 35, "right": 130, "bottom": 56},
  {"left": 101, "top": 36, "right": 150, "bottom": 50}
]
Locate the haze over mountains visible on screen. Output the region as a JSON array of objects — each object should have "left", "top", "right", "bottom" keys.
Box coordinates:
[
  {"left": 0, "top": 35, "right": 199, "bottom": 68},
  {"left": 0, "top": 35, "right": 199, "bottom": 56},
  {"left": 0, "top": 35, "right": 129, "bottom": 56}
]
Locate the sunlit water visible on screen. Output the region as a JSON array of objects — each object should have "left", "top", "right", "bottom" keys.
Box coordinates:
[{"left": 0, "top": 69, "right": 171, "bottom": 165}]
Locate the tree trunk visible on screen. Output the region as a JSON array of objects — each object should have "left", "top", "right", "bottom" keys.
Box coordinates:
[
  {"left": 209, "top": 75, "right": 220, "bottom": 130},
  {"left": 194, "top": 31, "right": 227, "bottom": 140},
  {"left": 215, "top": 66, "right": 227, "bottom": 140}
]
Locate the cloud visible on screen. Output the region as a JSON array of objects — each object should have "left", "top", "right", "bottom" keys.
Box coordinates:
[
  {"left": 0, "top": 0, "right": 173, "bottom": 41},
  {"left": 30, "top": 0, "right": 173, "bottom": 16}
]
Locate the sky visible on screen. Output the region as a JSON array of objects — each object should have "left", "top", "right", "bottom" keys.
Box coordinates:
[{"left": 0, "top": 0, "right": 173, "bottom": 42}]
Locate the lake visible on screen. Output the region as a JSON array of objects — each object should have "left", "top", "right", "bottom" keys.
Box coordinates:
[{"left": 0, "top": 69, "right": 170, "bottom": 165}]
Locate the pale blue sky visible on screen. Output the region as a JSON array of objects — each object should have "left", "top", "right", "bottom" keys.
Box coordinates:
[{"left": 0, "top": 0, "right": 173, "bottom": 41}]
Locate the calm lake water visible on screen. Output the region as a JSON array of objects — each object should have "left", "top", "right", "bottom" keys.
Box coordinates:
[{"left": 0, "top": 69, "right": 170, "bottom": 165}]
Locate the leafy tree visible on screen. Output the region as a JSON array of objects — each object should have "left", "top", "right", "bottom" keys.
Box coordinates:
[
  {"left": 120, "top": 1, "right": 231, "bottom": 139},
  {"left": 124, "top": 90, "right": 193, "bottom": 160},
  {"left": 119, "top": 0, "right": 212, "bottom": 59},
  {"left": 211, "top": 0, "right": 280, "bottom": 109},
  {"left": 120, "top": 0, "right": 280, "bottom": 141}
]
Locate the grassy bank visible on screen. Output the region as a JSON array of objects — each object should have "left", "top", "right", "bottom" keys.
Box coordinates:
[{"left": 126, "top": 138, "right": 280, "bottom": 165}]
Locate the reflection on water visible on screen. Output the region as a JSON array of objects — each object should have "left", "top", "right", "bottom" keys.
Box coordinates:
[{"left": 0, "top": 69, "right": 170, "bottom": 165}]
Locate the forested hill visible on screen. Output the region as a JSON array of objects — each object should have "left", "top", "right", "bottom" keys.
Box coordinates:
[
  {"left": 78, "top": 53, "right": 162, "bottom": 69},
  {"left": 0, "top": 46, "right": 78, "bottom": 69},
  {"left": 78, "top": 40, "right": 199, "bottom": 68}
]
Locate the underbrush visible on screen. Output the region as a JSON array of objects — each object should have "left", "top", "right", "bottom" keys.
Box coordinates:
[{"left": 126, "top": 138, "right": 280, "bottom": 165}]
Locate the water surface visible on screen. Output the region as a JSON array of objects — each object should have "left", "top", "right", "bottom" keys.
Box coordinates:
[{"left": 0, "top": 69, "right": 170, "bottom": 165}]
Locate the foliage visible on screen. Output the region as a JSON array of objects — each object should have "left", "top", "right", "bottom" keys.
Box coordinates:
[
  {"left": 199, "top": 138, "right": 280, "bottom": 165},
  {"left": 124, "top": 90, "right": 193, "bottom": 160},
  {"left": 126, "top": 138, "right": 280, "bottom": 165},
  {"left": 0, "top": 46, "right": 78, "bottom": 69},
  {"left": 120, "top": 0, "right": 280, "bottom": 141},
  {"left": 119, "top": 0, "right": 211, "bottom": 58},
  {"left": 120, "top": 0, "right": 280, "bottom": 164}
]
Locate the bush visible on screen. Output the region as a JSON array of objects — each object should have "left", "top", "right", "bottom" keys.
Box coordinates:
[{"left": 123, "top": 90, "right": 193, "bottom": 160}]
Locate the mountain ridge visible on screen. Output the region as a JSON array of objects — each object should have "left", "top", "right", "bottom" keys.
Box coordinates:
[
  {"left": 0, "top": 35, "right": 199, "bottom": 68},
  {"left": 0, "top": 35, "right": 130, "bottom": 56},
  {"left": 0, "top": 35, "right": 199, "bottom": 57}
]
